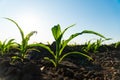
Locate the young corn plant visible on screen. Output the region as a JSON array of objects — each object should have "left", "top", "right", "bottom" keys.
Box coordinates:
[
  {"left": 5, "top": 18, "right": 37, "bottom": 61},
  {"left": 93, "top": 38, "right": 111, "bottom": 53},
  {"left": 0, "top": 39, "right": 15, "bottom": 56},
  {"left": 82, "top": 40, "right": 93, "bottom": 53},
  {"left": 31, "top": 24, "right": 108, "bottom": 67},
  {"left": 83, "top": 38, "right": 111, "bottom": 53},
  {"left": 92, "top": 38, "right": 104, "bottom": 53},
  {"left": 115, "top": 41, "right": 120, "bottom": 48}
]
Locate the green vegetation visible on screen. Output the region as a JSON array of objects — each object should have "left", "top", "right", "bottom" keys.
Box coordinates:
[
  {"left": 0, "top": 18, "right": 119, "bottom": 80},
  {"left": 30, "top": 24, "right": 108, "bottom": 67},
  {"left": 115, "top": 41, "right": 120, "bottom": 48},
  {"left": 83, "top": 38, "right": 111, "bottom": 53},
  {"left": 5, "top": 18, "right": 37, "bottom": 61},
  {"left": 0, "top": 39, "right": 15, "bottom": 56},
  {"left": 0, "top": 18, "right": 118, "bottom": 68}
]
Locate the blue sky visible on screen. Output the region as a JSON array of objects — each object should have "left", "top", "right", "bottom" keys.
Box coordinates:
[{"left": 0, "top": 0, "right": 120, "bottom": 44}]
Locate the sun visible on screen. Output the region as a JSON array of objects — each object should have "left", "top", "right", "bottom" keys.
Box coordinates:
[{"left": 17, "top": 13, "right": 39, "bottom": 31}]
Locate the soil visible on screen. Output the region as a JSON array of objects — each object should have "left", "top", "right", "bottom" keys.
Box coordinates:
[{"left": 0, "top": 44, "right": 120, "bottom": 80}]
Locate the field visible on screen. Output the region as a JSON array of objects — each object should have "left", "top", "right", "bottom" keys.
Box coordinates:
[
  {"left": 0, "top": 43, "right": 120, "bottom": 80},
  {"left": 0, "top": 18, "right": 120, "bottom": 80}
]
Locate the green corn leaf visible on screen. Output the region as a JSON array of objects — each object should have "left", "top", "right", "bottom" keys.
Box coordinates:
[
  {"left": 57, "top": 24, "right": 75, "bottom": 42},
  {"left": 59, "top": 24, "right": 76, "bottom": 42},
  {"left": 60, "top": 30, "right": 108, "bottom": 55},
  {"left": 22, "top": 31, "right": 37, "bottom": 51},
  {"left": 59, "top": 51, "right": 93, "bottom": 63},
  {"left": 25, "top": 48, "right": 40, "bottom": 53},
  {"left": 115, "top": 42, "right": 120, "bottom": 48},
  {"left": 5, "top": 18, "right": 25, "bottom": 41},
  {"left": 0, "top": 41, "right": 2, "bottom": 46},
  {"left": 5, "top": 18, "right": 37, "bottom": 59},
  {"left": 25, "top": 31, "right": 37, "bottom": 41},
  {"left": 29, "top": 43, "right": 55, "bottom": 57},
  {"left": 44, "top": 57, "right": 57, "bottom": 67},
  {"left": 6, "top": 39, "right": 15, "bottom": 47},
  {"left": 2, "top": 40, "right": 7, "bottom": 47},
  {"left": 59, "top": 33, "right": 82, "bottom": 55},
  {"left": 55, "top": 24, "right": 76, "bottom": 54},
  {"left": 52, "top": 24, "right": 61, "bottom": 40},
  {"left": 52, "top": 24, "right": 62, "bottom": 55},
  {"left": 5, "top": 39, "right": 15, "bottom": 52},
  {"left": 80, "top": 30, "right": 107, "bottom": 39},
  {"left": 62, "top": 24, "right": 76, "bottom": 35}
]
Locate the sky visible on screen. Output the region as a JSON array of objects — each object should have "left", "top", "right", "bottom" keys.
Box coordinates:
[{"left": 0, "top": 0, "right": 120, "bottom": 44}]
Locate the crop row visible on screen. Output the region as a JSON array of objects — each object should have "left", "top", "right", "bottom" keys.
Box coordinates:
[{"left": 0, "top": 18, "right": 119, "bottom": 67}]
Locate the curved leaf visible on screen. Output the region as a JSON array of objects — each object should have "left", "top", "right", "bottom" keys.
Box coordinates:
[
  {"left": 25, "top": 31, "right": 37, "bottom": 41},
  {"left": 80, "top": 30, "right": 107, "bottom": 39},
  {"left": 5, "top": 18, "right": 25, "bottom": 41},
  {"left": 44, "top": 57, "right": 56, "bottom": 67},
  {"left": 59, "top": 24, "right": 76, "bottom": 44},
  {"left": 59, "top": 51, "right": 93, "bottom": 63},
  {"left": 59, "top": 33, "right": 81, "bottom": 55},
  {"left": 55, "top": 24, "right": 76, "bottom": 56},
  {"left": 29, "top": 43, "right": 55, "bottom": 57},
  {"left": 6, "top": 39, "right": 15, "bottom": 47},
  {"left": 52, "top": 24, "right": 61, "bottom": 40}
]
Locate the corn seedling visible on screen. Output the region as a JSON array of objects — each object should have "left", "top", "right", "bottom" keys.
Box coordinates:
[
  {"left": 115, "top": 41, "right": 120, "bottom": 48},
  {"left": 0, "top": 39, "right": 15, "bottom": 56},
  {"left": 82, "top": 40, "right": 93, "bottom": 53},
  {"left": 93, "top": 38, "right": 104, "bottom": 53},
  {"left": 83, "top": 38, "right": 111, "bottom": 53},
  {"left": 94, "top": 38, "right": 111, "bottom": 52},
  {"left": 31, "top": 24, "right": 108, "bottom": 67},
  {"left": 5, "top": 18, "right": 37, "bottom": 61}
]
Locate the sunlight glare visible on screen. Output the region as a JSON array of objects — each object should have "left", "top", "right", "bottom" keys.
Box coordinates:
[{"left": 15, "top": 13, "right": 40, "bottom": 31}]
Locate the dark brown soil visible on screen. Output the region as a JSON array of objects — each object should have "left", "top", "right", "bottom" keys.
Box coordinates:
[{"left": 0, "top": 44, "right": 120, "bottom": 80}]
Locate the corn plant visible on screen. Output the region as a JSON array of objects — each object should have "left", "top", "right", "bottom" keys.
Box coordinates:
[
  {"left": 93, "top": 38, "right": 104, "bottom": 53},
  {"left": 0, "top": 39, "right": 15, "bottom": 56},
  {"left": 82, "top": 40, "right": 93, "bottom": 53},
  {"left": 94, "top": 38, "right": 111, "bottom": 52},
  {"left": 5, "top": 18, "right": 37, "bottom": 60},
  {"left": 83, "top": 38, "right": 111, "bottom": 53},
  {"left": 115, "top": 41, "right": 120, "bottom": 48},
  {"left": 31, "top": 24, "right": 108, "bottom": 67}
]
